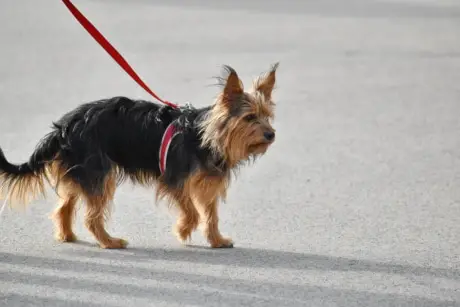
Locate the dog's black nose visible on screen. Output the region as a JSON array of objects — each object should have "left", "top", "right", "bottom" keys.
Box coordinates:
[{"left": 264, "top": 131, "right": 275, "bottom": 141}]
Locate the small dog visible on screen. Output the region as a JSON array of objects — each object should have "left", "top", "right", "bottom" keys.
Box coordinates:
[{"left": 0, "top": 64, "right": 278, "bottom": 249}]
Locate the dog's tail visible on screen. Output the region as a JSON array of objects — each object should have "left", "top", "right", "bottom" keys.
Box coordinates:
[{"left": 0, "top": 131, "right": 60, "bottom": 207}]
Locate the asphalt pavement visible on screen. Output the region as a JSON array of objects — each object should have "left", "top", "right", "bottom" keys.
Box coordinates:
[{"left": 1, "top": 0, "right": 460, "bottom": 306}]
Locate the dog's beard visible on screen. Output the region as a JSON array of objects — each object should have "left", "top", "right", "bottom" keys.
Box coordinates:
[{"left": 248, "top": 142, "right": 271, "bottom": 155}]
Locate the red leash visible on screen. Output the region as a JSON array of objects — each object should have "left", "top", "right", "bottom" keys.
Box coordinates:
[{"left": 61, "top": 0, "right": 178, "bottom": 109}]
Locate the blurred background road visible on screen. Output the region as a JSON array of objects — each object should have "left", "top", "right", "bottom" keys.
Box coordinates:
[{"left": 1, "top": 0, "right": 459, "bottom": 306}]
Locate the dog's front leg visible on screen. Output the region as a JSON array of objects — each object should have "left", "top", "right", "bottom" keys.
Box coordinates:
[
  {"left": 195, "top": 198, "right": 233, "bottom": 248},
  {"left": 185, "top": 172, "right": 233, "bottom": 248}
]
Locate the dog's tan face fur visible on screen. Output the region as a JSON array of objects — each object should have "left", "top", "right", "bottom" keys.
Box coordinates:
[{"left": 200, "top": 64, "right": 278, "bottom": 166}]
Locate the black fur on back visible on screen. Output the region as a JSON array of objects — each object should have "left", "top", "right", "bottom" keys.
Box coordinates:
[
  {"left": 0, "top": 96, "right": 227, "bottom": 196},
  {"left": 52, "top": 96, "right": 225, "bottom": 194}
]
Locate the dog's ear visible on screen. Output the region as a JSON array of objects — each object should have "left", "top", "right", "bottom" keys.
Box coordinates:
[
  {"left": 254, "top": 62, "right": 279, "bottom": 100},
  {"left": 220, "top": 65, "right": 244, "bottom": 103}
]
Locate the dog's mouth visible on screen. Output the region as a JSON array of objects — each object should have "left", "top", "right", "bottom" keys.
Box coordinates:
[{"left": 248, "top": 141, "right": 272, "bottom": 153}]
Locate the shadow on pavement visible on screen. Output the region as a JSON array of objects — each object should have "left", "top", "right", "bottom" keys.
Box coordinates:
[
  {"left": 70, "top": 244, "right": 459, "bottom": 280},
  {"left": 1, "top": 294, "right": 111, "bottom": 307},
  {"left": 1, "top": 248, "right": 459, "bottom": 307}
]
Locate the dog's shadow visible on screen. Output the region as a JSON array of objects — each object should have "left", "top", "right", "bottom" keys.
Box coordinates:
[
  {"left": 1, "top": 244, "right": 459, "bottom": 307},
  {"left": 70, "top": 243, "right": 460, "bottom": 280}
]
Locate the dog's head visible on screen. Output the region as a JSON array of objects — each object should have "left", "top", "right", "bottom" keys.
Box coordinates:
[{"left": 200, "top": 63, "right": 279, "bottom": 166}]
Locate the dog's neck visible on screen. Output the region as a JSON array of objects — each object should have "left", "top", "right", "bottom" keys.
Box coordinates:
[{"left": 191, "top": 107, "right": 244, "bottom": 173}]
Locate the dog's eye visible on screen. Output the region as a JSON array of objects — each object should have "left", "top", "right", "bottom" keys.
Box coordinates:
[{"left": 244, "top": 114, "right": 257, "bottom": 122}]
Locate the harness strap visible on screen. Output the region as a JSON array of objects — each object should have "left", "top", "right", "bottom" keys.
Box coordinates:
[
  {"left": 159, "top": 123, "right": 181, "bottom": 175},
  {"left": 61, "top": 0, "right": 178, "bottom": 109}
]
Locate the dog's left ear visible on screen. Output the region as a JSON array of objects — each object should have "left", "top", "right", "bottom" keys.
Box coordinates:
[
  {"left": 255, "top": 62, "right": 279, "bottom": 100},
  {"left": 221, "top": 65, "right": 244, "bottom": 98}
]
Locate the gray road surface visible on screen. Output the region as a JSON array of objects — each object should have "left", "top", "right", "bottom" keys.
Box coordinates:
[{"left": 1, "top": 0, "right": 460, "bottom": 306}]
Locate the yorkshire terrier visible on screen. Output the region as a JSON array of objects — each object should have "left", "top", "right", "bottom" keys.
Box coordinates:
[{"left": 0, "top": 63, "right": 278, "bottom": 249}]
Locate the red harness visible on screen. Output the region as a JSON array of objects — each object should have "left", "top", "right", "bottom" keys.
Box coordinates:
[
  {"left": 159, "top": 123, "right": 181, "bottom": 175},
  {"left": 62, "top": 0, "right": 182, "bottom": 174}
]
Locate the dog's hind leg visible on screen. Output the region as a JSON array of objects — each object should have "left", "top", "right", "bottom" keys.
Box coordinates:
[
  {"left": 82, "top": 173, "right": 127, "bottom": 249},
  {"left": 52, "top": 182, "right": 79, "bottom": 242}
]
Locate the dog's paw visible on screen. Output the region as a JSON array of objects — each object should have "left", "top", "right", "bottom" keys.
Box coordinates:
[
  {"left": 55, "top": 232, "right": 77, "bottom": 243},
  {"left": 210, "top": 237, "right": 234, "bottom": 248},
  {"left": 174, "top": 225, "right": 193, "bottom": 244},
  {"left": 100, "top": 238, "right": 129, "bottom": 249}
]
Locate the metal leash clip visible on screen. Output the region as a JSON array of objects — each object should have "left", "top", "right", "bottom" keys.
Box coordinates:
[{"left": 181, "top": 101, "right": 195, "bottom": 111}]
